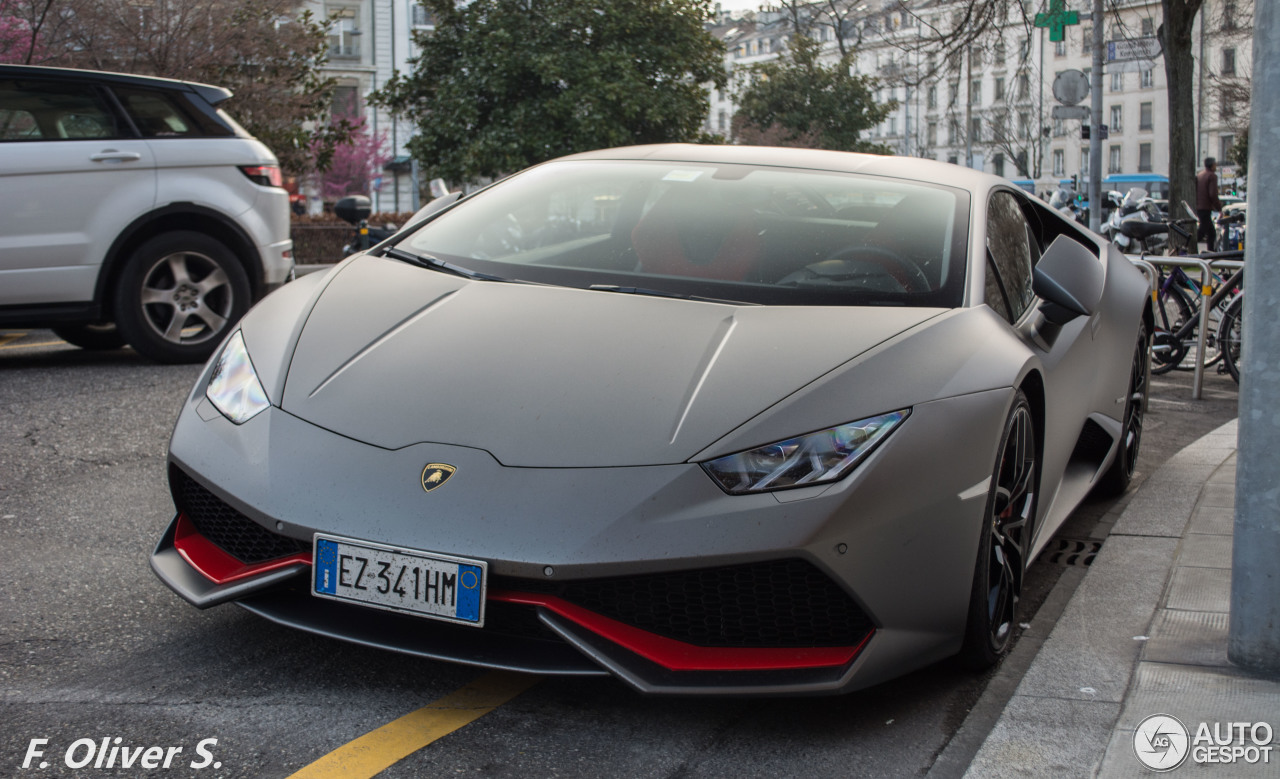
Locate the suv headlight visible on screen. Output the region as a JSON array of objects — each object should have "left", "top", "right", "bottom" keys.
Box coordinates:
[
  {"left": 206, "top": 331, "right": 269, "bottom": 424},
  {"left": 702, "top": 410, "right": 910, "bottom": 495}
]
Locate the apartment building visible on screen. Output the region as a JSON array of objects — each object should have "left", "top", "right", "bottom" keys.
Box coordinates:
[{"left": 709, "top": 0, "right": 1252, "bottom": 195}]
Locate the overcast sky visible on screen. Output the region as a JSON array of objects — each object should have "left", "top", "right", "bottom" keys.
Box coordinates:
[{"left": 713, "top": 0, "right": 767, "bottom": 14}]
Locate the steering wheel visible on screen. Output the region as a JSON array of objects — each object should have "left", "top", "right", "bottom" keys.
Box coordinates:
[{"left": 816, "top": 245, "right": 930, "bottom": 292}]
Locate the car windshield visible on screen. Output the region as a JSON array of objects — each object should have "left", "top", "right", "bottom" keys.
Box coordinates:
[{"left": 397, "top": 160, "right": 969, "bottom": 307}]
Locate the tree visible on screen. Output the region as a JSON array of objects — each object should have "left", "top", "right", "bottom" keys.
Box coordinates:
[
  {"left": 733, "top": 35, "right": 893, "bottom": 153},
  {"left": 373, "top": 0, "right": 727, "bottom": 184},
  {"left": 1, "top": 0, "right": 345, "bottom": 178},
  {"left": 314, "top": 102, "right": 391, "bottom": 201}
]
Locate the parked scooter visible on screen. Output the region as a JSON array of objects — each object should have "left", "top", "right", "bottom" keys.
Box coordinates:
[
  {"left": 1218, "top": 206, "right": 1246, "bottom": 253},
  {"left": 1106, "top": 188, "right": 1171, "bottom": 254},
  {"left": 335, "top": 195, "right": 399, "bottom": 255}
]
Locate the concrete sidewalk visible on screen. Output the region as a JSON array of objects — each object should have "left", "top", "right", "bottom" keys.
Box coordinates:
[{"left": 963, "top": 419, "right": 1280, "bottom": 777}]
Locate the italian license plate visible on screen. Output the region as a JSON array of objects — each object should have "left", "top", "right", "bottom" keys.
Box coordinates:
[{"left": 312, "top": 535, "right": 486, "bottom": 627}]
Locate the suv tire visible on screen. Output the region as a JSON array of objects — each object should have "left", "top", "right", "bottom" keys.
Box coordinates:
[{"left": 113, "top": 231, "right": 250, "bottom": 364}]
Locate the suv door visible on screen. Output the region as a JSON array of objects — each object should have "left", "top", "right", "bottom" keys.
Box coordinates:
[{"left": 0, "top": 76, "right": 156, "bottom": 306}]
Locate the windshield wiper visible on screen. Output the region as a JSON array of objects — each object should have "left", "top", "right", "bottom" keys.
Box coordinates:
[
  {"left": 587, "top": 284, "right": 758, "bottom": 306},
  {"left": 384, "top": 247, "right": 513, "bottom": 282}
]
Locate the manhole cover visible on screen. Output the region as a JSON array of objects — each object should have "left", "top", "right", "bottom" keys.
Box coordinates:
[{"left": 1038, "top": 537, "right": 1103, "bottom": 567}]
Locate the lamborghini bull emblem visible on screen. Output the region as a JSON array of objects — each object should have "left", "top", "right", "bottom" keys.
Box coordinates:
[{"left": 421, "top": 463, "right": 457, "bottom": 493}]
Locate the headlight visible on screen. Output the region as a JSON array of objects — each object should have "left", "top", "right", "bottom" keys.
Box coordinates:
[
  {"left": 702, "top": 410, "right": 910, "bottom": 495},
  {"left": 206, "top": 330, "right": 269, "bottom": 424}
]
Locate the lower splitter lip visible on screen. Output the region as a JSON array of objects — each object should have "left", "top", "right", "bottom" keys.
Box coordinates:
[{"left": 151, "top": 512, "right": 875, "bottom": 692}]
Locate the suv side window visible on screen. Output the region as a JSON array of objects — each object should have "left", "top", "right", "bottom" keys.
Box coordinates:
[
  {"left": 985, "top": 191, "right": 1035, "bottom": 322},
  {"left": 0, "top": 79, "right": 122, "bottom": 140},
  {"left": 113, "top": 86, "right": 230, "bottom": 138}
]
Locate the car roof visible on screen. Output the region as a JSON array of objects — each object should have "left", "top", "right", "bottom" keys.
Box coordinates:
[
  {"left": 556, "top": 143, "right": 1010, "bottom": 194},
  {"left": 0, "top": 64, "right": 232, "bottom": 106}
]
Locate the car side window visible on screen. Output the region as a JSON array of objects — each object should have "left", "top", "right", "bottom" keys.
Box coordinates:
[
  {"left": 985, "top": 191, "right": 1035, "bottom": 322},
  {"left": 0, "top": 79, "right": 121, "bottom": 140},
  {"left": 113, "top": 87, "right": 202, "bottom": 137}
]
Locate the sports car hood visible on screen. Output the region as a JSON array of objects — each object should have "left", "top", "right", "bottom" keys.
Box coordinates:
[{"left": 279, "top": 255, "right": 942, "bottom": 467}]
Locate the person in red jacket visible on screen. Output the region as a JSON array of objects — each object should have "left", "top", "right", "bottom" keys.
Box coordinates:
[{"left": 1196, "top": 157, "right": 1223, "bottom": 252}]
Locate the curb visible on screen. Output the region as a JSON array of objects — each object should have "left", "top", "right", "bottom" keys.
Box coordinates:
[{"left": 942, "top": 420, "right": 1240, "bottom": 777}]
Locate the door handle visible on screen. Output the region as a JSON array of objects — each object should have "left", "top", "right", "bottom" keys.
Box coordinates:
[{"left": 90, "top": 150, "right": 143, "bottom": 163}]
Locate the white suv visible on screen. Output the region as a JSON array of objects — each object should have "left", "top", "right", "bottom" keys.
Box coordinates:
[{"left": 0, "top": 65, "right": 293, "bottom": 363}]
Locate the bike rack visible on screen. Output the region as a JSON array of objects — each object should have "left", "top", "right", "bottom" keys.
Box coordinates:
[{"left": 1128, "top": 253, "right": 1244, "bottom": 400}]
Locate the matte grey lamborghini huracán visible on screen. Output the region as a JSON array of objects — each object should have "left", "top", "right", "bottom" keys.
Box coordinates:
[{"left": 153, "top": 145, "right": 1151, "bottom": 695}]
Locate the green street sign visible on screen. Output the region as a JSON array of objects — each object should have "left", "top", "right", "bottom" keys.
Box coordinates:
[{"left": 1035, "top": 0, "right": 1080, "bottom": 43}]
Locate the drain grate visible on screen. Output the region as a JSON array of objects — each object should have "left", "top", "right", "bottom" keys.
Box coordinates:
[{"left": 1037, "top": 537, "right": 1103, "bottom": 567}]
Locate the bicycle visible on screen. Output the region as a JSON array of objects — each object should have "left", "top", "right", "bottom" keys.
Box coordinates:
[
  {"left": 1149, "top": 260, "right": 1243, "bottom": 375},
  {"left": 1218, "top": 291, "right": 1243, "bottom": 383}
]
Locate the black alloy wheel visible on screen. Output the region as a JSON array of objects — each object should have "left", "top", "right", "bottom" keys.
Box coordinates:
[
  {"left": 960, "top": 390, "right": 1037, "bottom": 669},
  {"left": 1096, "top": 325, "right": 1150, "bottom": 497}
]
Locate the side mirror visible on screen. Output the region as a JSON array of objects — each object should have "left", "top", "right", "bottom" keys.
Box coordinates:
[
  {"left": 334, "top": 195, "right": 372, "bottom": 226},
  {"left": 1032, "top": 235, "right": 1104, "bottom": 325}
]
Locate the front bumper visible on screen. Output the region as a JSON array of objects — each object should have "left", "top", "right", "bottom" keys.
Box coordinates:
[{"left": 154, "top": 388, "right": 1012, "bottom": 694}]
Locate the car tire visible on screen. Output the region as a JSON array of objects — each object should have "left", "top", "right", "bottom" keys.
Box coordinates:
[
  {"left": 51, "top": 323, "right": 127, "bottom": 351},
  {"left": 1095, "top": 325, "right": 1150, "bottom": 497},
  {"left": 959, "top": 390, "right": 1037, "bottom": 670},
  {"left": 113, "top": 231, "right": 251, "bottom": 364}
]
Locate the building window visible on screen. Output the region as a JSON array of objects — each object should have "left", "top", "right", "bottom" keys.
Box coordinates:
[
  {"left": 327, "top": 5, "right": 363, "bottom": 60},
  {"left": 1018, "top": 73, "right": 1030, "bottom": 101},
  {"left": 971, "top": 117, "right": 982, "bottom": 142},
  {"left": 890, "top": 117, "right": 898, "bottom": 135},
  {"left": 1141, "top": 17, "right": 1155, "bottom": 36},
  {"left": 949, "top": 155, "right": 960, "bottom": 165},
  {"left": 994, "top": 153, "right": 1005, "bottom": 177},
  {"left": 1111, "top": 72, "right": 1123, "bottom": 92},
  {"left": 1080, "top": 147, "right": 1090, "bottom": 177},
  {"left": 1223, "top": 0, "right": 1238, "bottom": 30},
  {"left": 1220, "top": 134, "right": 1236, "bottom": 163},
  {"left": 1139, "top": 143, "right": 1152, "bottom": 172},
  {"left": 949, "top": 118, "right": 960, "bottom": 145},
  {"left": 1223, "top": 48, "right": 1237, "bottom": 77},
  {"left": 1220, "top": 96, "right": 1235, "bottom": 120},
  {"left": 1055, "top": 39, "right": 1066, "bottom": 58},
  {"left": 927, "top": 120, "right": 938, "bottom": 146},
  {"left": 1081, "top": 26, "right": 1091, "bottom": 54},
  {"left": 1053, "top": 117, "right": 1064, "bottom": 137},
  {"left": 1139, "top": 102, "right": 1153, "bottom": 131},
  {"left": 718, "top": 110, "right": 726, "bottom": 132},
  {"left": 1141, "top": 69, "right": 1154, "bottom": 88},
  {"left": 1019, "top": 36, "right": 1031, "bottom": 64},
  {"left": 994, "top": 77, "right": 1005, "bottom": 101},
  {"left": 971, "top": 79, "right": 982, "bottom": 105},
  {"left": 927, "top": 85, "right": 937, "bottom": 109},
  {"left": 1109, "top": 105, "right": 1122, "bottom": 132},
  {"left": 1108, "top": 145, "right": 1122, "bottom": 174},
  {"left": 950, "top": 80, "right": 960, "bottom": 106},
  {"left": 1053, "top": 149, "right": 1065, "bottom": 177},
  {"left": 970, "top": 49, "right": 982, "bottom": 69},
  {"left": 995, "top": 40, "right": 1007, "bottom": 65},
  {"left": 411, "top": 5, "right": 433, "bottom": 27},
  {"left": 1018, "top": 111, "right": 1030, "bottom": 140}
]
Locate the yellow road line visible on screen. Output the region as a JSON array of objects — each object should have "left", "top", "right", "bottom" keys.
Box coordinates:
[
  {"left": 0, "top": 332, "right": 30, "bottom": 348},
  {"left": 285, "top": 670, "right": 541, "bottom": 779},
  {"left": 0, "top": 339, "right": 66, "bottom": 351}
]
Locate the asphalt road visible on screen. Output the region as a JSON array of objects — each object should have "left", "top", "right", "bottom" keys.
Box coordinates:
[{"left": 0, "top": 330, "right": 1239, "bottom": 779}]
